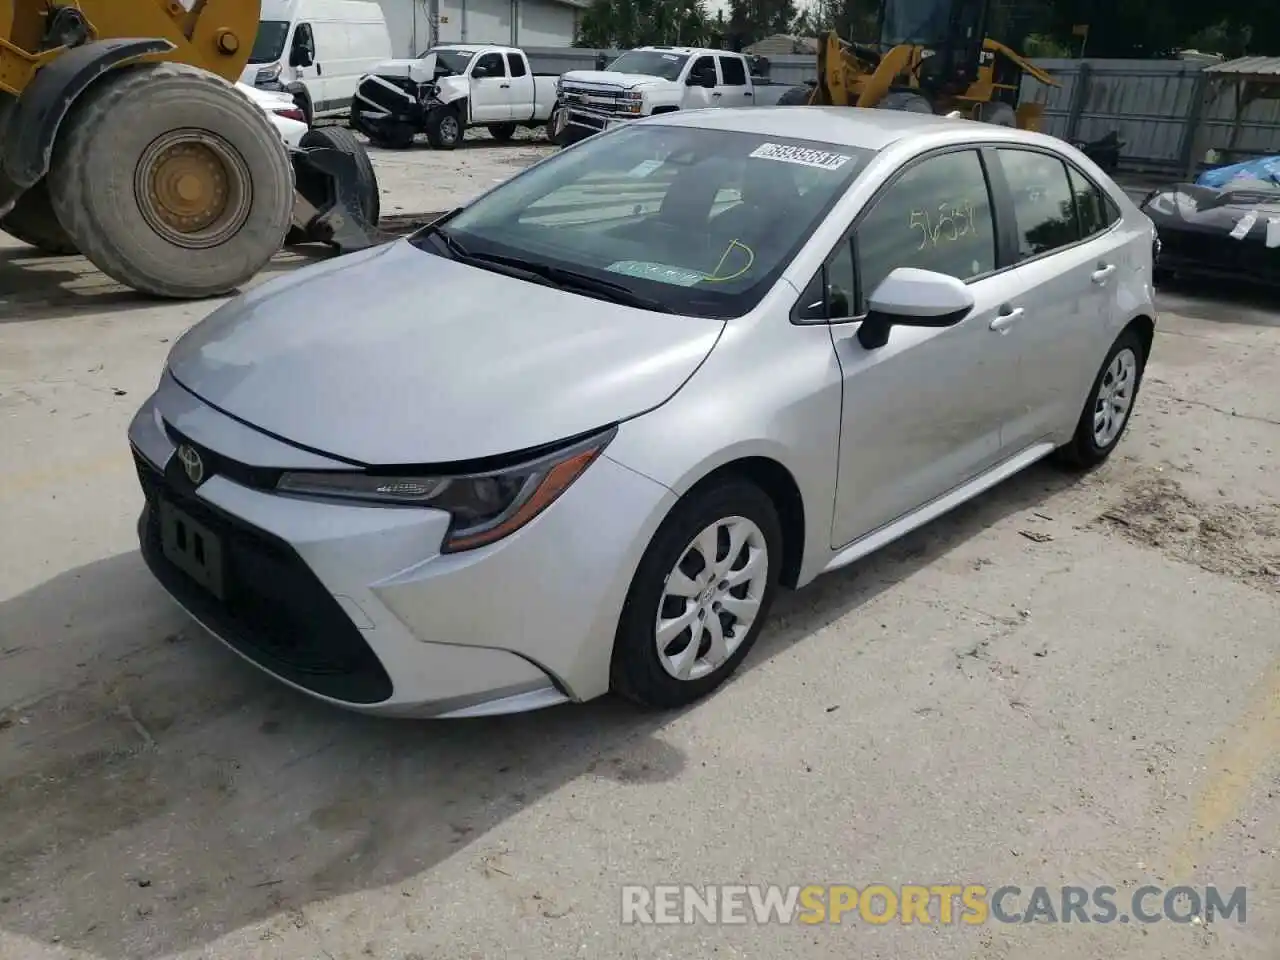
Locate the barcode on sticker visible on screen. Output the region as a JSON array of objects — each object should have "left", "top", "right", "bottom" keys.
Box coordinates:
[{"left": 749, "top": 142, "right": 851, "bottom": 170}]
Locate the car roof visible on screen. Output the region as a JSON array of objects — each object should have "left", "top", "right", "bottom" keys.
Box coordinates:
[{"left": 646, "top": 105, "right": 1063, "bottom": 153}]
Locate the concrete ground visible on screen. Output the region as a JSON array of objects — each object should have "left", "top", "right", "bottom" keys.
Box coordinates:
[{"left": 1, "top": 139, "right": 1278, "bottom": 960}]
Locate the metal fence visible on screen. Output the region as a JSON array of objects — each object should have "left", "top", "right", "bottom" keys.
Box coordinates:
[{"left": 521, "top": 47, "right": 1280, "bottom": 174}]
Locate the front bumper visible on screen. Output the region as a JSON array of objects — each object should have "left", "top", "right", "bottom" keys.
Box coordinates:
[
  {"left": 563, "top": 106, "right": 640, "bottom": 137},
  {"left": 128, "top": 374, "right": 676, "bottom": 717}
]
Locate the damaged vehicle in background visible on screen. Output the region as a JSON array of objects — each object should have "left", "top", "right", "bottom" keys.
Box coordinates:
[
  {"left": 351, "top": 44, "right": 558, "bottom": 149},
  {"left": 1141, "top": 155, "right": 1280, "bottom": 286},
  {"left": 129, "top": 109, "right": 1156, "bottom": 720}
]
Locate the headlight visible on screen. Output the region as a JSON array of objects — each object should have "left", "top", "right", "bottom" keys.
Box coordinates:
[
  {"left": 275, "top": 428, "right": 615, "bottom": 552},
  {"left": 256, "top": 62, "right": 282, "bottom": 84}
]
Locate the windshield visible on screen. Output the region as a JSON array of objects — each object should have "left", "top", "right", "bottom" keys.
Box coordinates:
[
  {"left": 412, "top": 124, "right": 872, "bottom": 318},
  {"left": 881, "top": 0, "right": 954, "bottom": 45},
  {"left": 417, "top": 47, "right": 475, "bottom": 75},
  {"left": 606, "top": 50, "right": 690, "bottom": 81},
  {"left": 249, "top": 20, "right": 290, "bottom": 64}
]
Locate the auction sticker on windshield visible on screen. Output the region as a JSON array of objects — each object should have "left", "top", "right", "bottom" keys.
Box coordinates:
[
  {"left": 607, "top": 261, "right": 704, "bottom": 287},
  {"left": 749, "top": 142, "right": 852, "bottom": 171}
]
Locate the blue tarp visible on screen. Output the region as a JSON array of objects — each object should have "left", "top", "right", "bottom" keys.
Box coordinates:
[{"left": 1196, "top": 155, "right": 1280, "bottom": 189}]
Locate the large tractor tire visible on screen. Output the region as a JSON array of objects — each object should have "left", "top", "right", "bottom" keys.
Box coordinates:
[
  {"left": 47, "top": 62, "right": 295, "bottom": 299},
  {"left": 0, "top": 180, "right": 77, "bottom": 255},
  {"left": 776, "top": 84, "right": 814, "bottom": 106},
  {"left": 286, "top": 126, "right": 380, "bottom": 246},
  {"left": 974, "top": 101, "right": 1017, "bottom": 127},
  {"left": 877, "top": 91, "right": 935, "bottom": 114}
]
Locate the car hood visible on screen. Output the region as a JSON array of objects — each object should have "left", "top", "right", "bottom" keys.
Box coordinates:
[
  {"left": 560, "top": 70, "right": 673, "bottom": 90},
  {"left": 166, "top": 240, "right": 723, "bottom": 465}
]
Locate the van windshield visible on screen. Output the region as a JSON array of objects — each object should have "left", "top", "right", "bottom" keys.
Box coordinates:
[{"left": 249, "top": 20, "right": 290, "bottom": 64}]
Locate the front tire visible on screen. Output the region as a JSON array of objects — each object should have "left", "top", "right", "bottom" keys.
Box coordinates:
[
  {"left": 611, "top": 478, "right": 782, "bottom": 709},
  {"left": 48, "top": 62, "right": 294, "bottom": 299},
  {"left": 425, "top": 106, "right": 462, "bottom": 150},
  {"left": 1055, "top": 328, "right": 1146, "bottom": 469}
]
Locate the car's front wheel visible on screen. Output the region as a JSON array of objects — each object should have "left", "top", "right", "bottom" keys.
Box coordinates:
[
  {"left": 611, "top": 478, "right": 782, "bottom": 709},
  {"left": 1056, "top": 327, "right": 1146, "bottom": 468}
]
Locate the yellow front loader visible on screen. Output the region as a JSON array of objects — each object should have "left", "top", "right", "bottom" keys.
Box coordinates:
[
  {"left": 0, "top": 0, "right": 383, "bottom": 298},
  {"left": 779, "top": 0, "right": 1059, "bottom": 129}
]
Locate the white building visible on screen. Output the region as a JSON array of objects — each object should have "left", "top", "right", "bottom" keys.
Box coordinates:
[{"left": 375, "top": 0, "right": 588, "bottom": 57}]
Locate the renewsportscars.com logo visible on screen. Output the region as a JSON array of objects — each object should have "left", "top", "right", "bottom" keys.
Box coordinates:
[{"left": 620, "top": 884, "right": 1247, "bottom": 926}]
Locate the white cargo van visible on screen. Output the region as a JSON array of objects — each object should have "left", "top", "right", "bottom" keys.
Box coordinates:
[{"left": 242, "top": 0, "right": 393, "bottom": 122}]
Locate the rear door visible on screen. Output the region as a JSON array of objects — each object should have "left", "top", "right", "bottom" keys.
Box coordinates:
[
  {"left": 716, "top": 55, "right": 752, "bottom": 107},
  {"left": 469, "top": 51, "right": 512, "bottom": 122},
  {"left": 817, "top": 147, "right": 1025, "bottom": 548},
  {"left": 505, "top": 51, "right": 535, "bottom": 121},
  {"left": 990, "top": 147, "right": 1124, "bottom": 450}
]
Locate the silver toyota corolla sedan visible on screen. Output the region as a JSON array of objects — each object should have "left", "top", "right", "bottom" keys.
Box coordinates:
[{"left": 128, "top": 107, "right": 1157, "bottom": 718}]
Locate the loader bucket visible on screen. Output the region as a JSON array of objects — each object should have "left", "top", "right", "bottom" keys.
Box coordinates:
[{"left": 288, "top": 131, "right": 391, "bottom": 253}]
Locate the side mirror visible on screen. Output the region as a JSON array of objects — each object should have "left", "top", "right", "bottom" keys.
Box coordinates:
[
  {"left": 290, "top": 45, "right": 313, "bottom": 67},
  {"left": 472, "top": 65, "right": 491, "bottom": 78},
  {"left": 856, "top": 267, "right": 974, "bottom": 350},
  {"left": 688, "top": 70, "right": 716, "bottom": 88}
]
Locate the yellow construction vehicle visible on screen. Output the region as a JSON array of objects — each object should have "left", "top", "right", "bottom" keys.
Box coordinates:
[
  {"left": 779, "top": 0, "right": 1058, "bottom": 129},
  {"left": 0, "top": 0, "right": 382, "bottom": 298}
]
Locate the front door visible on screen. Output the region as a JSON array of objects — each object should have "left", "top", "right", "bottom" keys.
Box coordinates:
[
  {"left": 469, "top": 51, "right": 512, "bottom": 123},
  {"left": 683, "top": 55, "right": 718, "bottom": 110},
  {"left": 825, "top": 148, "right": 1024, "bottom": 548},
  {"left": 990, "top": 148, "right": 1126, "bottom": 450}
]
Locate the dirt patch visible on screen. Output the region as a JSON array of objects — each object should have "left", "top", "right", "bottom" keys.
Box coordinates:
[{"left": 1096, "top": 473, "right": 1280, "bottom": 591}]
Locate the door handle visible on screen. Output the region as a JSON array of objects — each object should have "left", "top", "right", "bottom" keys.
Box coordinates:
[
  {"left": 500, "top": 83, "right": 510, "bottom": 88},
  {"left": 989, "top": 307, "right": 1024, "bottom": 332},
  {"left": 711, "top": 91, "right": 722, "bottom": 97},
  {"left": 744, "top": 90, "right": 753, "bottom": 96},
  {"left": 316, "top": 63, "right": 322, "bottom": 75},
  {"left": 1091, "top": 263, "right": 1116, "bottom": 284}
]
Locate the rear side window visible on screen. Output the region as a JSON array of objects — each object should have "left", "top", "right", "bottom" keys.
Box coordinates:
[
  {"left": 1068, "top": 166, "right": 1119, "bottom": 237},
  {"left": 855, "top": 149, "right": 996, "bottom": 311},
  {"left": 506, "top": 53, "right": 527, "bottom": 77},
  {"left": 997, "top": 148, "right": 1080, "bottom": 259},
  {"left": 719, "top": 56, "right": 747, "bottom": 85}
]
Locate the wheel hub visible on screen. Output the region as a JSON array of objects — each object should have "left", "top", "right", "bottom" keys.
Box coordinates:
[
  {"left": 655, "top": 516, "right": 768, "bottom": 682},
  {"left": 135, "top": 130, "right": 254, "bottom": 249}
]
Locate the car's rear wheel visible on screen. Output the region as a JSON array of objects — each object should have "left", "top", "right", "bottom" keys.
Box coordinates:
[
  {"left": 611, "top": 478, "right": 782, "bottom": 709},
  {"left": 1055, "top": 328, "right": 1146, "bottom": 468}
]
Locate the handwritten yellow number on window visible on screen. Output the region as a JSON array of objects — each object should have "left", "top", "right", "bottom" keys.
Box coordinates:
[
  {"left": 908, "top": 200, "right": 978, "bottom": 249},
  {"left": 909, "top": 210, "right": 931, "bottom": 251}
]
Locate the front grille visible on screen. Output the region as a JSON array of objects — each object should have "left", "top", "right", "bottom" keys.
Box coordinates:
[
  {"left": 133, "top": 449, "right": 394, "bottom": 705},
  {"left": 1159, "top": 227, "right": 1280, "bottom": 281},
  {"left": 560, "top": 84, "right": 638, "bottom": 118},
  {"left": 355, "top": 75, "right": 416, "bottom": 115}
]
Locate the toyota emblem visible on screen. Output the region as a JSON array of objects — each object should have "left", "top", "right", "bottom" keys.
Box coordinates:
[{"left": 176, "top": 444, "right": 205, "bottom": 485}]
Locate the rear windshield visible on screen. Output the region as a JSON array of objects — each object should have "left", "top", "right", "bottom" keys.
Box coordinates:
[
  {"left": 606, "top": 51, "right": 690, "bottom": 81},
  {"left": 249, "top": 20, "right": 289, "bottom": 64},
  {"left": 414, "top": 123, "right": 873, "bottom": 318}
]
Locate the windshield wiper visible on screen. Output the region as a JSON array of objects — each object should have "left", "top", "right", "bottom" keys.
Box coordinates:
[{"left": 463, "top": 252, "right": 674, "bottom": 313}]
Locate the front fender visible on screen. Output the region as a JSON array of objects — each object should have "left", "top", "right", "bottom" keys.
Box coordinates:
[
  {"left": 434, "top": 76, "right": 470, "bottom": 105},
  {"left": 2, "top": 37, "right": 175, "bottom": 190}
]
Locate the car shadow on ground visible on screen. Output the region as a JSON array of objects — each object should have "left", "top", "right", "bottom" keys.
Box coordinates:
[
  {"left": 1155, "top": 277, "right": 1280, "bottom": 328},
  {"left": 0, "top": 245, "right": 334, "bottom": 324},
  {"left": 0, "top": 459, "right": 1081, "bottom": 959}
]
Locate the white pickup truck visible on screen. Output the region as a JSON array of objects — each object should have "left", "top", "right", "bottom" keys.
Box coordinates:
[
  {"left": 552, "top": 46, "right": 794, "bottom": 144},
  {"left": 351, "top": 44, "right": 557, "bottom": 150}
]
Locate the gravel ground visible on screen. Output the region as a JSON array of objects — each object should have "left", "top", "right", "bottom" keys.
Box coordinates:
[{"left": 0, "top": 141, "right": 1277, "bottom": 960}]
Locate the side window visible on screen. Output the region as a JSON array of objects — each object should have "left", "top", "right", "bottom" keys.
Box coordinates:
[
  {"left": 796, "top": 236, "right": 856, "bottom": 321},
  {"left": 474, "top": 52, "right": 505, "bottom": 78},
  {"left": 506, "top": 53, "right": 527, "bottom": 77},
  {"left": 998, "top": 149, "right": 1080, "bottom": 259},
  {"left": 718, "top": 56, "right": 747, "bottom": 86},
  {"left": 291, "top": 23, "right": 314, "bottom": 62},
  {"left": 855, "top": 149, "right": 996, "bottom": 312},
  {"left": 689, "top": 55, "right": 717, "bottom": 83},
  {"left": 1068, "top": 165, "right": 1121, "bottom": 238}
]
